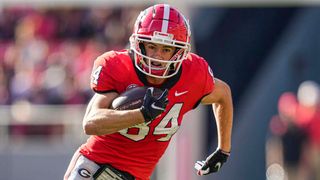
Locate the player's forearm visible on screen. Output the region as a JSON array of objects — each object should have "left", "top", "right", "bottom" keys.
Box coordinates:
[
  {"left": 213, "top": 94, "right": 233, "bottom": 152},
  {"left": 83, "top": 109, "right": 145, "bottom": 135}
]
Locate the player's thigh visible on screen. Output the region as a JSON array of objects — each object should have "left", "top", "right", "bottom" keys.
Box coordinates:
[{"left": 65, "top": 152, "right": 100, "bottom": 180}]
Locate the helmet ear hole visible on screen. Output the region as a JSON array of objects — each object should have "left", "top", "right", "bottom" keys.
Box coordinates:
[
  {"left": 139, "top": 43, "right": 146, "bottom": 55},
  {"left": 173, "top": 48, "right": 181, "bottom": 57}
]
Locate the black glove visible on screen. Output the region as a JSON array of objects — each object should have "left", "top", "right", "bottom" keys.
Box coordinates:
[
  {"left": 140, "top": 88, "right": 168, "bottom": 123},
  {"left": 194, "top": 149, "right": 230, "bottom": 176}
]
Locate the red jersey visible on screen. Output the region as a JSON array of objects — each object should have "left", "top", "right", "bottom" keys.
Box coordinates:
[{"left": 79, "top": 50, "right": 214, "bottom": 180}]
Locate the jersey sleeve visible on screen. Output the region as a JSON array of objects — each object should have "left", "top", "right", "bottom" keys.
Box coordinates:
[
  {"left": 90, "top": 51, "right": 119, "bottom": 93},
  {"left": 189, "top": 55, "right": 215, "bottom": 109},
  {"left": 200, "top": 57, "right": 215, "bottom": 96}
]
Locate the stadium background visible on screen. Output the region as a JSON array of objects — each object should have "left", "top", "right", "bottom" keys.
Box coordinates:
[{"left": 0, "top": 0, "right": 320, "bottom": 179}]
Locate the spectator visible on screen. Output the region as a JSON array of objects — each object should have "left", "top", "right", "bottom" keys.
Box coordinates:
[
  {"left": 296, "top": 81, "right": 320, "bottom": 180},
  {"left": 0, "top": 7, "right": 141, "bottom": 105},
  {"left": 266, "top": 92, "right": 308, "bottom": 180}
]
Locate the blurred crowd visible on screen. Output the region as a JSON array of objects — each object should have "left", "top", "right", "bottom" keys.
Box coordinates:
[
  {"left": 266, "top": 81, "right": 320, "bottom": 180},
  {"left": 0, "top": 7, "right": 142, "bottom": 105}
]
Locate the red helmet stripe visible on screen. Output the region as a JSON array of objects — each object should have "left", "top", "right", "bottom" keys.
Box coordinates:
[{"left": 161, "top": 4, "right": 170, "bottom": 33}]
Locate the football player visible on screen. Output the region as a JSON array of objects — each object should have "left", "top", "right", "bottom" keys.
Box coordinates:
[{"left": 64, "top": 3, "right": 233, "bottom": 180}]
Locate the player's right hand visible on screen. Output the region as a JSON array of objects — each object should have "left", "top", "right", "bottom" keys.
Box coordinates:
[{"left": 140, "top": 87, "right": 168, "bottom": 123}]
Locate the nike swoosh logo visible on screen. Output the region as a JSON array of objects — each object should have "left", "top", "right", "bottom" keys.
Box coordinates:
[
  {"left": 215, "top": 162, "right": 221, "bottom": 170},
  {"left": 175, "top": 90, "right": 188, "bottom": 97},
  {"left": 151, "top": 103, "right": 165, "bottom": 111}
]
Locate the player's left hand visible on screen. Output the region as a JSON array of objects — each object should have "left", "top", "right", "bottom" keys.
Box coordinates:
[{"left": 194, "top": 149, "right": 230, "bottom": 176}]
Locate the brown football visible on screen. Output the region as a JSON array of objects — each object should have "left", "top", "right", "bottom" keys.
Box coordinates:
[{"left": 111, "top": 86, "right": 163, "bottom": 110}]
